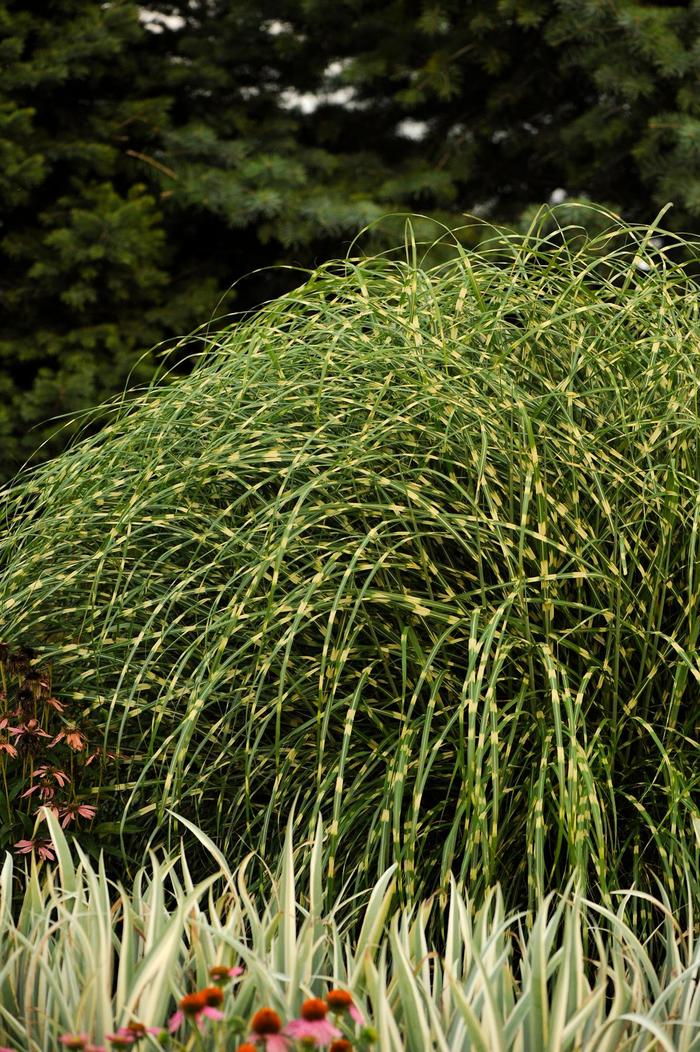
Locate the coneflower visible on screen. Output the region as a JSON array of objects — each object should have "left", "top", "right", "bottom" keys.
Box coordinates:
[
  {"left": 208, "top": 963, "right": 244, "bottom": 984},
  {"left": 50, "top": 726, "right": 87, "bottom": 752},
  {"left": 106, "top": 1021, "right": 161, "bottom": 1043},
  {"left": 168, "top": 987, "right": 224, "bottom": 1033},
  {"left": 57, "top": 802, "right": 97, "bottom": 828},
  {"left": 249, "top": 1008, "right": 289, "bottom": 1052},
  {"left": 8, "top": 719, "right": 51, "bottom": 754},
  {"left": 58, "top": 1036, "right": 90, "bottom": 1050},
  {"left": 326, "top": 989, "right": 365, "bottom": 1026},
  {"left": 284, "top": 998, "right": 341, "bottom": 1045},
  {"left": 14, "top": 837, "right": 55, "bottom": 861}
]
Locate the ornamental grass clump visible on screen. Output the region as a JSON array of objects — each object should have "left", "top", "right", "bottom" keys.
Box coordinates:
[{"left": 0, "top": 208, "right": 699, "bottom": 916}]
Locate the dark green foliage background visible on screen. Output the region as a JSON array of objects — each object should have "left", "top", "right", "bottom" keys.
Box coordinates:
[{"left": 2, "top": 0, "right": 700, "bottom": 481}]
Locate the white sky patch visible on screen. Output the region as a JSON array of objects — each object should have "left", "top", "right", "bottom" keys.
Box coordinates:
[
  {"left": 264, "top": 19, "right": 294, "bottom": 35},
  {"left": 396, "top": 118, "right": 430, "bottom": 141},
  {"left": 139, "top": 8, "right": 186, "bottom": 32},
  {"left": 280, "top": 60, "right": 364, "bottom": 113},
  {"left": 279, "top": 86, "right": 360, "bottom": 113}
]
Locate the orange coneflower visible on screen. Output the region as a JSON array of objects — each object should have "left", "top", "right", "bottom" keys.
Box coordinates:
[{"left": 50, "top": 726, "right": 87, "bottom": 752}]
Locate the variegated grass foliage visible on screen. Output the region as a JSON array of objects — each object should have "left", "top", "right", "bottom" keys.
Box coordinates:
[
  {"left": 0, "top": 207, "right": 699, "bottom": 919},
  {"left": 1, "top": 810, "right": 700, "bottom": 1052}
]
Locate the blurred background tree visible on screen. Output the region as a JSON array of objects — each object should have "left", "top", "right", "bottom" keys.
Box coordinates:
[{"left": 1, "top": 0, "right": 698, "bottom": 482}]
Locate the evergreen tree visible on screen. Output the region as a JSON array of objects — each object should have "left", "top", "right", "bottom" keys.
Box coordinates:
[
  {"left": 2, "top": 0, "right": 699, "bottom": 482},
  {"left": 0, "top": 1, "right": 219, "bottom": 478}
]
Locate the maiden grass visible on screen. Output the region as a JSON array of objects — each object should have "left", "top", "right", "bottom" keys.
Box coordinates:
[{"left": 0, "top": 209, "right": 699, "bottom": 923}]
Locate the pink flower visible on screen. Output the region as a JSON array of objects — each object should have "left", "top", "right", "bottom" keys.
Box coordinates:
[
  {"left": 283, "top": 999, "right": 341, "bottom": 1046},
  {"left": 106, "top": 1023, "right": 162, "bottom": 1044},
  {"left": 14, "top": 838, "right": 55, "bottom": 862},
  {"left": 249, "top": 1008, "right": 291, "bottom": 1052},
  {"left": 167, "top": 1011, "right": 185, "bottom": 1034},
  {"left": 168, "top": 988, "right": 225, "bottom": 1033},
  {"left": 326, "top": 989, "right": 365, "bottom": 1026},
  {"left": 21, "top": 780, "right": 55, "bottom": 801},
  {"left": 249, "top": 1036, "right": 290, "bottom": 1052},
  {"left": 33, "top": 764, "right": 71, "bottom": 788},
  {"left": 8, "top": 720, "right": 51, "bottom": 742},
  {"left": 0, "top": 741, "right": 17, "bottom": 758},
  {"left": 58, "top": 1036, "right": 90, "bottom": 1049},
  {"left": 58, "top": 803, "right": 97, "bottom": 828},
  {"left": 284, "top": 1017, "right": 342, "bottom": 1043},
  {"left": 207, "top": 964, "right": 244, "bottom": 984}
]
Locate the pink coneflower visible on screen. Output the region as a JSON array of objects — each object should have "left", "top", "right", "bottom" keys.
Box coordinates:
[
  {"left": 33, "top": 764, "right": 71, "bottom": 788},
  {"left": 284, "top": 998, "right": 341, "bottom": 1045},
  {"left": 14, "top": 838, "right": 55, "bottom": 862},
  {"left": 46, "top": 696, "right": 66, "bottom": 713},
  {"left": 58, "top": 1035, "right": 90, "bottom": 1049},
  {"left": 106, "top": 1022, "right": 162, "bottom": 1044},
  {"left": 22, "top": 778, "right": 56, "bottom": 801},
  {"left": 57, "top": 803, "right": 97, "bottom": 828},
  {"left": 208, "top": 964, "right": 244, "bottom": 985},
  {"left": 326, "top": 989, "right": 365, "bottom": 1026},
  {"left": 249, "top": 1008, "right": 290, "bottom": 1052},
  {"left": 50, "top": 727, "right": 87, "bottom": 752},
  {"left": 0, "top": 741, "right": 17, "bottom": 758},
  {"left": 8, "top": 719, "right": 52, "bottom": 744},
  {"left": 104, "top": 1035, "right": 133, "bottom": 1049},
  {"left": 168, "top": 988, "right": 224, "bottom": 1033},
  {"left": 35, "top": 803, "right": 61, "bottom": 821}
]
